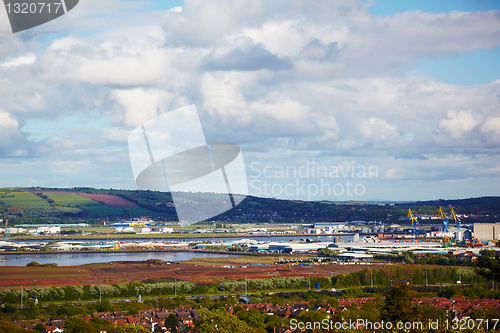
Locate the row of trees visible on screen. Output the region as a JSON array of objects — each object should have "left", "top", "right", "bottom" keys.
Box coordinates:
[{"left": 2, "top": 265, "right": 495, "bottom": 307}]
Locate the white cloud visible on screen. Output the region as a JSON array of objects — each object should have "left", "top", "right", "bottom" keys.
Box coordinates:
[
  {"left": 0, "top": 54, "right": 36, "bottom": 68},
  {"left": 439, "top": 111, "right": 480, "bottom": 139},
  {"left": 0, "top": 0, "right": 499, "bottom": 199},
  {"left": 111, "top": 88, "right": 173, "bottom": 128},
  {"left": 481, "top": 116, "right": 500, "bottom": 135},
  {"left": 0, "top": 110, "right": 18, "bottom": 132}
]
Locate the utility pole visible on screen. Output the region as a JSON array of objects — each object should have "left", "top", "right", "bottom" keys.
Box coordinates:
[
  {"left": 245, "top": 274, "right": 248, "bottom": 297},
  {"left": 308, "top": 273, "right": 311, "bottom": 291},
  {"left": 175, "top": 277, "right": 177, "bottom": 298},
  {"left": 425, "top": 267, "right": 428, "bottom": 287},
  {"left": 20, "top": 284, "right": 23, "bottom": 308},
  {"left": 370, "top": 268, "right": 373, "bottom": 288},
  {"left": 99, "top": 280, "right": 102, "bottom": 303}
]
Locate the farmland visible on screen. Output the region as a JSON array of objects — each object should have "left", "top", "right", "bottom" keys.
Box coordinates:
[
  {"left": 77, "top": 193, "right": 137, "bottom": 207},
  {"left": 0, "top": 190, "right": 51, "bottom": 209},
  {"left": 44, "top": 192, "right": 97, "bottom": 207}
]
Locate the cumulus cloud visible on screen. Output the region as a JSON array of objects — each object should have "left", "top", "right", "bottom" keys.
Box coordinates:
[
  {"left": 111, "top": 88, "right": 173, "bottom": 128},
  {"left": 0, "top": 110, "right": 19, "bottom": 139},
  {"left": 0, "top": 0, "right": 499, "bottom": 199},
  {"left": 439, "top": 111, "right": 481, "bottom": 138},
  {"left": 0, "top": 54, "right": 36, "bottom": 68}
]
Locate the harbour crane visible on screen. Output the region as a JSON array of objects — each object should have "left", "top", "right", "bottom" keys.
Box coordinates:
[
  {"left": 438, "top": 206, "right": 450, "bottom": 233},
  {"left": 450, "top": 208, "right": 461, "bottom": 230},
  {"left": 450, "top": 207, "right": 462, "bottom": 240},
  {"left": 408, "top": 208, "right": 424, "bottom": 235},
  {"left": 2, "top": 219, "right": 9, "bottom": 241}
]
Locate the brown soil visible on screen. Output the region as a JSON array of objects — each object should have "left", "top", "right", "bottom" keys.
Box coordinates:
[
  {"left": 76, "top": 193, "right": 137, "bottom": 207},
  {"left": 0, "top": 259, "right": 390, "bottom": 288}
]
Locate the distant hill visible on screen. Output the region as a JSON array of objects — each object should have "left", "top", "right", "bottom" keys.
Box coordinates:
[{"left": 0, "top": 187, "right": 498, "bottom": 225}]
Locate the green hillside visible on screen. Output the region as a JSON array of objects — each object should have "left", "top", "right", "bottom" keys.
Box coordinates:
[
  {"left": 0, "top": 187, "right": 498, "bottom": 226},
  {"left": 0, "top": 190, "right": 51, "bottom": 209}
]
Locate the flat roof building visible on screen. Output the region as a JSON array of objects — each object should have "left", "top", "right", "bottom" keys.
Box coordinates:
[{"left": 473, "top": 223, "right": 500, "bottom": 241}]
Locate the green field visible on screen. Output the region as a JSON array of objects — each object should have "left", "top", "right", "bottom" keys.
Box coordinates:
[
  {"left": 0, "top": 191, "right": 51, "bottom": 209},
  {"left": 83, "top": 204, "right": 161, "bottom": 217},
  {"left": 54, "top": 206, "right": 83, "bottom": 213},
  {"left": 45, "top": 192, "right": 97, "bottom": 207}
]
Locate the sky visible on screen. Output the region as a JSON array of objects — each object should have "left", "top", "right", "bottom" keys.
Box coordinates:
[{"left": 0, "top": 0, "right": 499, "bottom": 202}]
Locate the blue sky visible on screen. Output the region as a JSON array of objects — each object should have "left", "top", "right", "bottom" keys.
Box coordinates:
[
  {"left": 369, "top": 0, "right": 500, "bottom": 16},
  {"left": 369, "top": 0, "right": 500, "bottom": 86},
  {"left": 0, "top": 0, "right": 499, "bottom": 203}
]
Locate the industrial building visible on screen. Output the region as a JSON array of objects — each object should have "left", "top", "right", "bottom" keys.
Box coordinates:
[
  {"left": 337, "top": 253, "right": 374, "bottom": 261},
  {"left": 329, "top": 241, "right": 443, "bottom": 254},
  {"left": 249, "top": 242, "right": 331, "bottom": 253},
  {"left": 473, "top": 223, "right": 500, "bottom": 241}
]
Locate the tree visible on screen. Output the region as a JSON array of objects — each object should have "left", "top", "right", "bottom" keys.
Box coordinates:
[
  {"left": 62, "top": 317, "right": 93, "bottom": 333},
  {"left": 34, "top": 323, "right": 45, "bottom": 333},
  {"left": 164, "top": 313, "right": 178, "bottom": 333},
  {"left": 194, "top": 308, "right": 254, "bottom": 333},
  {"left": 0, "top": 317, "right": 33, "bottom": 333},
  {"left": 117, "top": 325, "right": 150, "bottom": 333},
  {"left": 317, "top": 248, "right": 335, "bottom": 257},
  {"left": 380, "top": 279, "right": 419, "bottom": 323},
  {"left": 24, "top": 299, "right": 40, "bottom": 319},
  {"left": 476, "top": 250, "right": 500, "bottom": 283}
]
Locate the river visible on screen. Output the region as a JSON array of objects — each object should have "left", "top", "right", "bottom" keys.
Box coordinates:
[
  {"left": 0, "top": 252, "right": 236, "bottom": 267},
  {"left": 2, "top": 234, "right": 355, "bottom": 266}
]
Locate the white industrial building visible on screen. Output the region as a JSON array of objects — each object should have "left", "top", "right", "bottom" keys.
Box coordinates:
[
  {"left": 473, "top": 223, "right": 500, "bottom": 241},
  {"left": 337, "top": 253, "right": 374, "bottom": 261},
  {"left": 329, "top": 241, "right": 442, "bottom": 254},
  {"left": 28, "top": 226, "right": 61, "bottom": 235}
]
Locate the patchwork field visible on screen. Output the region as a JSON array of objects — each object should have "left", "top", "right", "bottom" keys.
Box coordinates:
[
  {"left": 0, "top": 191, "right": 51, "bottom": 209},
  {"left": 44, "top": 192, "right": 98, "bottom": 206}
]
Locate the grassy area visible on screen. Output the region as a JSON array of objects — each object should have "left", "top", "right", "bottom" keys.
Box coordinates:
[
  {"left": 54, "top": 206, "right": 83, "bottom": 213},
  {"left": 0, "top": 191, "right": 51, "bottom": 209},
  {"left": 45, "top": 192, "right": 97, "bottom": 207},
  {"left": 82, "top": 204, "right": 162, "bottom": 218}
]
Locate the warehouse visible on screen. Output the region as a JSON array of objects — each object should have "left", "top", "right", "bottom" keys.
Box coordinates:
[
  {"left": 329, "top": 241, "right": 442, "bottom": 254},
  {"left": 269, "top": 242, "right": 331, "bottom": 253},
  {"left": 473, "top": 223, "right": 500, "bottom": 241},
  {"left": 337, "top": 253, "right": 374, "bottom": 261}
]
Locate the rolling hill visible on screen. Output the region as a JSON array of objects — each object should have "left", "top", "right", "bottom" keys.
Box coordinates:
[{"left": 0, "top": 187, "right": 498, "bottom": 225}]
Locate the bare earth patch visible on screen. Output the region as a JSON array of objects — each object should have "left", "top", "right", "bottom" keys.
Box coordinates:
[
  {"left": 77, "top": 193, "right": 137, "bottom": 207},
  {"left": 0, "top": 258, "right": 389, "bottom": 288}
]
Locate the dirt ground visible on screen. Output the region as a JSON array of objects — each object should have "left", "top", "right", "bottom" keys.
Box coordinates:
[
  {"left": 0, "top": 257, "right": 390, "bottom": 288},
  {"left": 77, "top": 192, "right": 137, "bottom": 207}
]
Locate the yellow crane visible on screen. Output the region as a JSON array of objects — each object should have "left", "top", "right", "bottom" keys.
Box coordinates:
[
  {"left": 408, "top": 208, "right": 423, "bottom": 235},
  {"left": 438, "top": 206, "right": 450, "bottom": 233}
]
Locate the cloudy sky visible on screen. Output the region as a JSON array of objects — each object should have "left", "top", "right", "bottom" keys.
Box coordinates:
[{"left": 0, "top": 0, "right": 499, "bottom": 202}]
